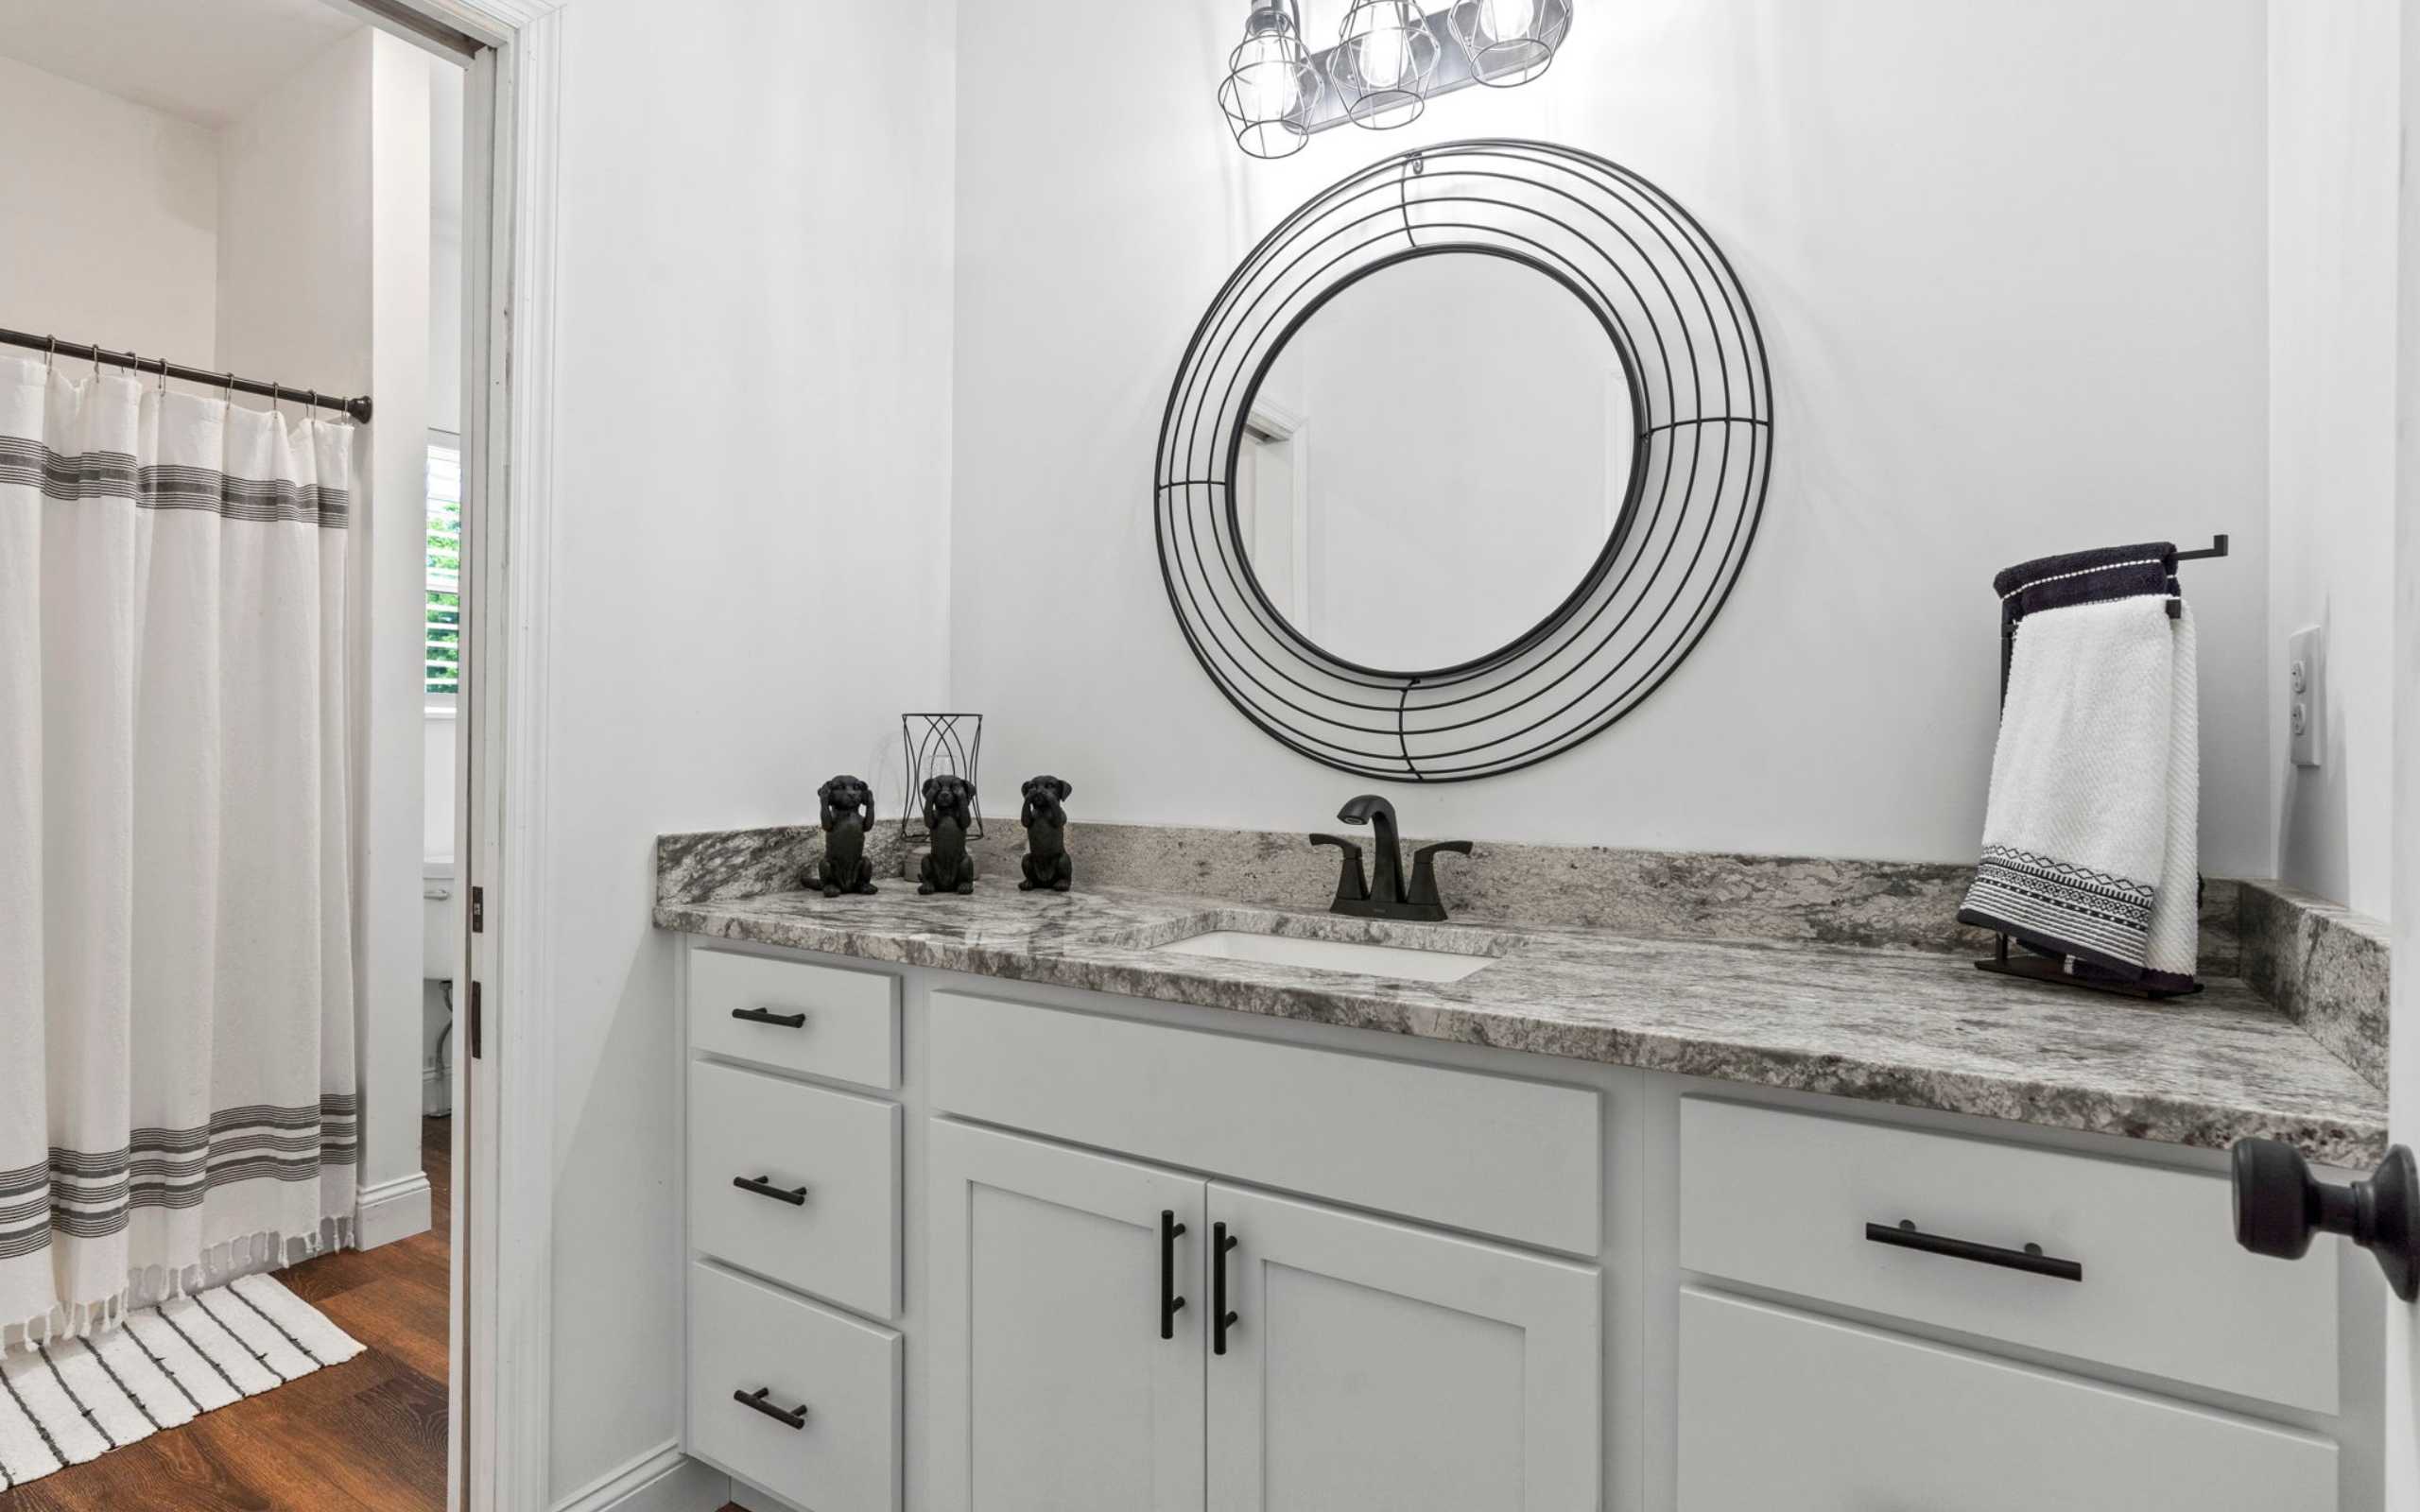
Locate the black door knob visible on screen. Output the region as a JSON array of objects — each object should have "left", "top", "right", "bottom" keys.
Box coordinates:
[{"left": 2231, "top": 1138, "right": 2419, "bottom": 1301}]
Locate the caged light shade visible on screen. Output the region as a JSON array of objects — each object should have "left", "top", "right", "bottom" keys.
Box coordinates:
[
  {"left": 1446, "top": 0, "right": 1572, "bottom": 87},
  {"left": 1219, "top": 0, "right": 1324, "bottom": 159},
  {"left": 1329, "top": 0, "right": 1440, "bottom": 130}
]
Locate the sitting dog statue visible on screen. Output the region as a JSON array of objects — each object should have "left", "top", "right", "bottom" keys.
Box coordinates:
[
  {"left": 813, "top": 775, "right": 879, "bottom": 898},
  {"left": 917, "top": 774, "right": 978, "bottom": 896},
  {"left": 1017, "top": 775, "right": 1074, "bottom": 892}
]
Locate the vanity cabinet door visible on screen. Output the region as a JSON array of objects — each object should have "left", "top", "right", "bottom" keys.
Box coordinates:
[
  {"left": 926, "top": 1120, "right": 1206, "bottom": 1512},
  {"left": 1204, "top": 1184, "right": 1599, "bottom": 1512}
]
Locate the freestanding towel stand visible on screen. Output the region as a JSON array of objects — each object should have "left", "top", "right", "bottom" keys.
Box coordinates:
[{"left": 1973, "top": 534, "right": 2229, "bottom": 1000}]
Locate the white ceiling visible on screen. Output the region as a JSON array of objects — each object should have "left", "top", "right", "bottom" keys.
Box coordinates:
[{"left": 0, "top": 0, "right": 364, "bottom": 128}]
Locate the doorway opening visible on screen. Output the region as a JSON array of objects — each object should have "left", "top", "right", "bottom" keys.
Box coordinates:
[{"left": 0, "top": 1, "right": 504, "bottom": 1505}]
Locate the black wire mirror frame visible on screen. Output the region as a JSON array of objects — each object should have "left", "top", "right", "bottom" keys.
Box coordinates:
[{"left": 1155, "top": 138, "right": 1774, "bottom": 782}]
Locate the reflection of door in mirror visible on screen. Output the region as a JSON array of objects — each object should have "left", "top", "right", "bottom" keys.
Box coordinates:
[
  {"left": 1239, "top": 398, "right": 1310, "bottom": 628},
  {"left": 1242, "top": 252, "right": 1635, "bottom": 674}
]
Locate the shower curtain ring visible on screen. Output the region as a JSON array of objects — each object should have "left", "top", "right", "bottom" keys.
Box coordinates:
[
  {"left": 221, "top": 371, "right": 236, "bottom": 404},
  {"left": 43, "top": 335, "right": 56, "bottom": 372},
  {"left": 155, "top": 357, "right": 168, "bottom": 395}
]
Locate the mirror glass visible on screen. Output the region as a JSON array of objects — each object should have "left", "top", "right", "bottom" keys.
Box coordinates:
[{"left": 1236, "top": 251, "right": 1636, "bottom": 674}]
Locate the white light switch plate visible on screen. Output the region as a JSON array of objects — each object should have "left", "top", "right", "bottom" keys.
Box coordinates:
[{"left": 2288, "top": 625, "right": 2325, "bottom": 768}]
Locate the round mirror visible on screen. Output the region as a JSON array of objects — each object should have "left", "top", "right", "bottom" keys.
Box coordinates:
[
  {"left": 1157, "top": 140, "right": 1773, "bottom": 782},
  {"left": 1232, "top": 249, "right": 1639, "bottom": 676}
]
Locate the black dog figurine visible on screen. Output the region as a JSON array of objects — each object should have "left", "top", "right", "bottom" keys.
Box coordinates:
[
  {"left": 917, "top": 775, "right": 977, "bottom": 896},
  {"left": 1017, "top": 775, "right": 1074, "bottom": 892},
  {"left": 814, "top": 775, "right": 879, "bottom": 898}
]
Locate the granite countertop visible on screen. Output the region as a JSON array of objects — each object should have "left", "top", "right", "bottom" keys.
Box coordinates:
[{"left": 655, "top": 877, "right": 2387, "bottom": 1167}]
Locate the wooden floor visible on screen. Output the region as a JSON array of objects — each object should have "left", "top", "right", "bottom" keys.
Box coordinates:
[{"left": 2, "top": 1118, "right": 454, "bottom": 1512}]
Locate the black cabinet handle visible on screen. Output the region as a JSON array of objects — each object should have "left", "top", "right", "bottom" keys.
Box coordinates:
[
  {"left": 733, "top": 1386, "right": 807, "bottom": 1430},
  {"left": 1212, "top": 1221, "right": 1239, "bottom": 1356},
  {"left": 735, "top": 1175, "right": 808, "bottom": 1207},
  {"left": 1160, "top": 1210, "right": 1188, "bottom": 1340},
  {"left": 1865, "top": 1219, "right": 2082, "bottom": 1281},
  {"left": 733, "top": 1005, "right": 807, "bottom": 1028}
]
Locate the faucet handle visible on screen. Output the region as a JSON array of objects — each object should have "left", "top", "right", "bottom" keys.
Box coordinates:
[
  {"left": 1308, "top": 833, "right": 1370, "bottom": 907},
  {"left": 1408, "top": 841, "right": 1473, "bottom": 909}
]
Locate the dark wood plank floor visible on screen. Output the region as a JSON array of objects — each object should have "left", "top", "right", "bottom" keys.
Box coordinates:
[{"left": 3, "top": 1118, "right": 454, "bottom": 1512}]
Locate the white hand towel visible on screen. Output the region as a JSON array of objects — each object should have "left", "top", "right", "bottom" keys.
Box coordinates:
[{"left": 1959, "top": 549, "right": 2200, "bottom": 991}]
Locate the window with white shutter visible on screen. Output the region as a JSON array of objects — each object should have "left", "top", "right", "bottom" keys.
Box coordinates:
[{"left": 425, "top": 432, "right": 461, "bottom": 701}]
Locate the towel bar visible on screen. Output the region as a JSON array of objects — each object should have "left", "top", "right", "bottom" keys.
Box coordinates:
[{"left": 1975, "top": 533, "right": 2229, "bottom": 999}]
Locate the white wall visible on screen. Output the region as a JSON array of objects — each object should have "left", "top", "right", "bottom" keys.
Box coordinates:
[
  {"left": 429, "top": 59, "right": 464, "bottom": 438},
  {"left": 951, "top": 0, "right": 2272, "bottom": 872},
  {"left": 217, "top": 26, "right": 436, "bottom": 1245},
  {"left": 216, "top": 32, "right": 372, "bottom": 407},
  {"left": 538, "top": 0, "right": 957, "bottom": 1500},
  {"left": 0, "top": 52, "right": 219, "bottom": 367},
  {"left": 2268, "top": 0, "right": 2398, "bottom": 917}
]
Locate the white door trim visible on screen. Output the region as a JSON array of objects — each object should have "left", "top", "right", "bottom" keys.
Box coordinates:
[
  {"left": 480, "top": 12, "right": 562, "bottom": 1512},
  {"left": 369, "top": 3, "right": 564, "bottom": 1510},
  {"left": 2386, "top": 0, "right": 2420, "bottom": 1492}
]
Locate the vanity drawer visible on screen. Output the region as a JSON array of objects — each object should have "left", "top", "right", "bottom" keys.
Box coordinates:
[
  {"left": 689, "top": 1059, "right": 900, "bottom": 1318},
  {"left": 688, "top": 1261, "right": 901, "bottom": 1512},
  {"left": 1678, "top": 1097, "right": 2338, "bottom": 1413},
  {"left": 689, "top": 942, "right": 899, "bottom": 1090},
  {"left": 1678, "top": 1289, "right": 2336, "bottom": 1510},
  {"left": 928, "top": 991, "right": 1600, "bottom": 1255}
]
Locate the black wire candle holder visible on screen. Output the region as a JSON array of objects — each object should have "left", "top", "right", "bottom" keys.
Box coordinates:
[{"left": 900, "top": 713, "right": 984, "bottom": 844}]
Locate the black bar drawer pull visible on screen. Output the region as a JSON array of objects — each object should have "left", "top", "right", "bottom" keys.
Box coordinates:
[
  {"left": 735, "top": 1175, "right": 808, "bottom": 1207},
  {"left": 1865, "top": 1219, "right": 2082, "bottom": 1281},
  {"left": 1213, "top": 1221, "right": 1239, "bottom": 1356},
  {"left": 733, "top": 1005, "right": 807, "bottom": 1028},
  {"left": 1160, "top": 1210, "right": 1188, "bottom": 1340},
  {"left": 733, "top": 1386, "right": 807, "bottom": 1430}
]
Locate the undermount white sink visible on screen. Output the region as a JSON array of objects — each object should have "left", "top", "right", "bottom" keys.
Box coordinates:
[{"left": 1152, "top": 929, "right": 1497, "bottom": 984}]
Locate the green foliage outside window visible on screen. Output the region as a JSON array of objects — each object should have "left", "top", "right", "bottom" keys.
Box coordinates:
[{"left": 427, "top": 438, "right": 461, "bottom": 697}]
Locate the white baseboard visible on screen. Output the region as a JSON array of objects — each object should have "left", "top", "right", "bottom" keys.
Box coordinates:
[
  {"left": 424, "top": 1062, "right": 453, "bottom": 1117},
  {"left": 354, "top": 1171, "right": 434, "bottom": 1249},
  {"left": 553, "top": 1443, "right": 730, "bottom": 1512}
]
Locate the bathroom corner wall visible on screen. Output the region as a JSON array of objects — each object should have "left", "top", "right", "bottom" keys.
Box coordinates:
[
  {"left": 2267, "top": 0, "right": 2400, "bottom": 919},
  {"left": 949, "top": 0, "right": 2273, "bottom": 877},
  {"left": 538, "top": 0, "right": 959, "bottom": 1500}
]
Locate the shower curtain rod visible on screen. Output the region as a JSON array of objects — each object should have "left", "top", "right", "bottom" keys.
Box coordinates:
[{"left": 0, "top": 324, "right": 373, "bottom": 423}]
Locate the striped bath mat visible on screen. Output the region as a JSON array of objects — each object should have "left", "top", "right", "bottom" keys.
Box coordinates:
[{"left": 0, "top": 1273, "right": 365, "bottom": 1491}]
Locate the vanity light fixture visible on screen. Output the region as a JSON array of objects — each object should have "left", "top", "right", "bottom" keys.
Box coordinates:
[
  {"left": 1219, "top": 0, "right": 1325, "bottom": 160},
  {"left": 1218, "top": 0, "right": 1572, "bottom": 158},
  {"left": 1331, "top": 1, "right": 1441, "bottom": 129}
]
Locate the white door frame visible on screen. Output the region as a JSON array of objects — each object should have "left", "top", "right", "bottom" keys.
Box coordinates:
[
  {"left": 2387, "top": 0, "right": 2420, "bottom": 1496},
  {"left": 349, "top": 2, "right": 565, "bottom": 1508}
]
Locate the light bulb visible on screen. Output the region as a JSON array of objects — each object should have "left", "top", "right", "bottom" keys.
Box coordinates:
[
  {"left": 1481, "top": 0, "right": 1537, "bottom": 38},
  {"left": 1357, "top": 22, "right": 1410, "bottom": 90},
  {"left": 1236, "top": 36, "right": 1304, "bottom": 119}
]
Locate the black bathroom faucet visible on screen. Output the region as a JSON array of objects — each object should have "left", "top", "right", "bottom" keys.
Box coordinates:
[{"left": 1309, "top": 795, "right": 1472, "bottom": 923}]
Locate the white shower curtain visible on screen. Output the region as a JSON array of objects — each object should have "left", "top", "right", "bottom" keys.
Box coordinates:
[{"left": 0, "top": 355, "right": 358, "bottom": 1350}]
